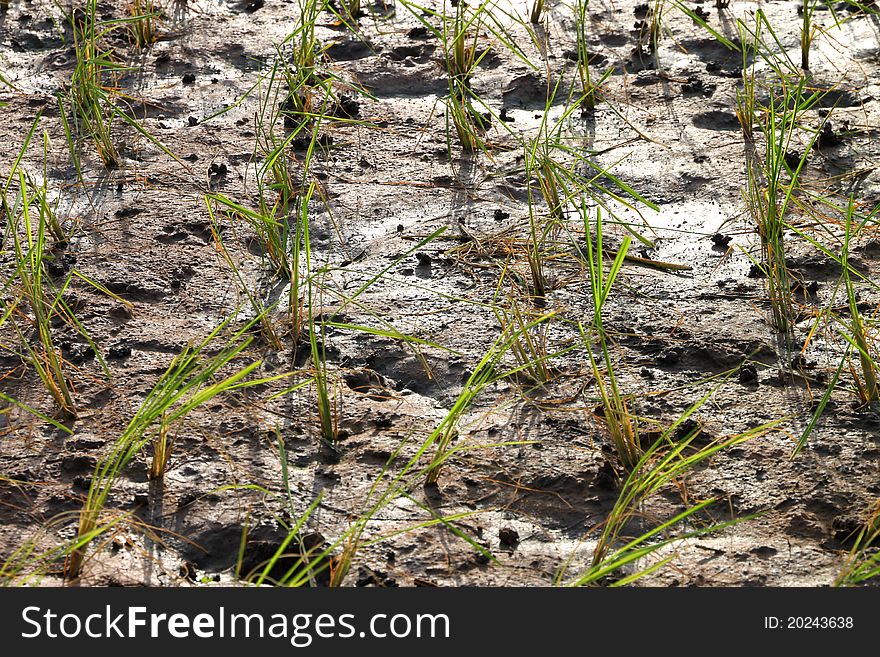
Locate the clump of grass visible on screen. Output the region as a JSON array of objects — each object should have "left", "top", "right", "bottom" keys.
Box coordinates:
[
  {"left": 835, "top": 501, "right": 880, "bottom": 586},
  {"left": 65, "top": 1, "right": 126, "bottom": 168},
  {"left": 579, "top": 204, "right": 640, "bottom": 469},
  {"left": 127, "top": 0, "right": 162, "bottom": 49},
  {"left": 65, "top": 313, "right": 290, "bottom": 579},
  {"left": 801, "top": 0, "right": 819, "bottom": 71},
  {"left": 744, "top": 76, "right": 824, "bottom": 333},
  {"left": 522, "top": 140, "right": 562, "bottom": 299},
  {"left": 493, "top": 292, "right": 559, "bottom": 383},
  {"left": 561, "top": 398, "right": 780, "bottom": 585},
  {"left": 6, "top": 169, "right": 77, "bottom": 417},
  {"left": 574, "top": 0, "right": 611, "bottom": 109},
  {"left": 445, "top": 84, "right": 485, "bottom": 154},
  {"left": 838, "top": 197, "right": 878, "bottom": 402},
  {"left": 445, "top": 0, "right": 485, "bottom": 84},
  {"left": 735, "top": 18, "right": 758, "bottom": 141}
]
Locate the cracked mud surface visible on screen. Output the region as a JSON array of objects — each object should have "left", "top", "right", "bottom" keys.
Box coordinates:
[{"left": 1, "top": 0, "right": 880, "bottom": 586}]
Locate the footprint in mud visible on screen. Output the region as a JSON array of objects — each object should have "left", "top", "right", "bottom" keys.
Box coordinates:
[
  {"left": 598, "top": 31, "right": 629, "bottom": 47},
  {"left": 680, "top": 38, "right": 743, "bottom": 68},
  {"left": 59, "top": 454, "right": 97, "bottom": 481},
  {"left": 691, "top": 109, "right": 740, "bottom": 131},
  {"left": 177, "top": 522, "right": 329, "bottom": 583},
  {"left": 502, "top": 72, "right": 547, "bottom": 109},
  {"left": 326, "top": 37, "right": 378, "bottom": 61},
  {"left": 157, "top": 221, "right": 213, "bottom": 245},
  {"left": 812, "top": 85, "right": 864, "bottom": 109},
  {"left": 343, "top": 369, "right": 392, "bottom": 401},
  {"left": 0, "top": 479, "right": 33, "bottom": 524},
  {"left": 363, "top": 348, "right": 466, "bottom": 399},
  {"left": 389, "top": 43, "right": 435, "bottom": 64},
  {"left": 681, "top": 76, "right": 716, "bottom": 97}
]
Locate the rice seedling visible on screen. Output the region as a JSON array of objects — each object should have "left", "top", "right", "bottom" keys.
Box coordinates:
[
  {"left": 2, "top": 113, "right": 68, "bottom": 242},
  {"left": 834, "top": 500, "right": 880, "bottom": 586},
  {"left": 492, "top": 290, "right": 559, "bottom": 383},
  {"left": 734, "top": 18, "right": 759, "bottom": 142},
  {"left": 744, "top": 75, "right": 825, "bottom": 333},
  {"left": 6, "top": 170, "right": 77, "bottom": 417},
  {"left": 445, "top": 82, "right": 485, "bottom": 155},
  {"left": 208, "top": 194, "right": 296, "bottom": 280},
  {"left": 249, "top": 404, "right": 519, "bottom": 586},
  {"left": 522, "top": 139, "right": 564, "bottom": 298},
  {"left": 445, "top": 0, "right": 487, "bottom": 84},
  {"left": 205, "top": 200, "right": 284, "bottom": 349},
  {"left": 1, "top": 510, "right": 124, "bottom": 585},
  {"left": 64, "top": 0, "right": 128, "bottom": 168},
  {"left": 65, "top": 312, "right": 291, "bottom": 579},
  {"left": 561, "top": 399, "right": 781, "bottom": 585},
  {"left": 530, "top": 0, "right": 545, "bottom": 24},
  {"left": 299, "top": 182, "right": 338, "bottom": 445},
  {"left": 423, "top": 307, "right": 556, "bottom": 485},
  {"left": 277, "top": 0, "right": 330, "bottom": 127},
  {"left": 573, "top": 0, "right": 612, "bottom": 109},
  {"left": 801, "top": 0, "right": 819, "bottom": 71},
  {"left": 577, "top": 201, "right": 641, "bottom": 469},
  {"left": 126, "top": 0, "right": 162, "bottom": 49},
  {"left": 837, "top": 197, "right": 878, "bottom": 402}
]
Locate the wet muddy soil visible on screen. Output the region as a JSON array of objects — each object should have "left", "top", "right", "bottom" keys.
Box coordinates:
[{"left": 1, "top": 0, "right": 880, "bottom": 586}]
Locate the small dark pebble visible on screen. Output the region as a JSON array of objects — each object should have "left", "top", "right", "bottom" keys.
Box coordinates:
[
  {"left": 595, "top": 460, "right": 617, "bottom": 490},
  {"left": 407, "top": 26, "right": 429, "bottom": 38},
  {"left": 72, "top": 475, "right": 91, "bottom": 491},
  {"left": 108, "top": 344, "right": 132, "bottom": 360},
  {"left": 182, "top": 72, "right": 196, "bottom": 85},
  {"left": 711, "top": 233, "right": 732, "bottom": 248},
  {"left": 179, "top": 561, "right": 198, "bottom": 581},
  {"left": 739, "top": 364, "right": 758, "bottom": 384},
  {"left": 658, "top": 349, "right": 680, "bottom": 365},
  {"left": 815, "top": 121, "right": 844, "bottom": 149},
  {"left": 747, "top": 263, "right": 765, "bottom": 279},
  {"left": 334, "top": 94, "right": 360, "bottom": 119},
  {"left": 499, "top": 527, "right": 520, "bottom": 549},
  {"left": 784, "top": 150, "right": 804, "bottom": 169},
  {"left": 416, "top": 252, "right": 432, "bottom": 265}
]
